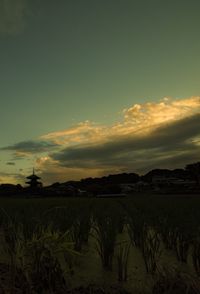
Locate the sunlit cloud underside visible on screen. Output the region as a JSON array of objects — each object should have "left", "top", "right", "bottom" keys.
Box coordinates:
[{"left": 2, "top": 96, "right": 200, "bottom": 185}]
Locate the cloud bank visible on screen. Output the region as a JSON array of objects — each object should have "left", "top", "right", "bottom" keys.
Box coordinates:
[
  {"left": 1, "top": 140, "right": 59, "bottom": 154},
  {"left": 1, "top": 96, "right": 200, "bottom": 184},
  {"left": 39, "top": 96, "right": 200, "bottom": 183}
]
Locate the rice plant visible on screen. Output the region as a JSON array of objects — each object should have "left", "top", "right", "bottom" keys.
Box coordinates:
[
  {"left": 127, "top": 208, "right": 146, "bottom": 248},
  {"left": 42, "top": 206, "right": 75, "bottom": 233},
  {"left": 153, "top": 266, "right": 200, "bottom": 294},
  {"left": 122, "top": 202, "right": 161, "bottom": 274},
  {"left": 174, "top": 231, "right": 191, "bottom": 263},
  {"left": 158, "top": 216, "right": 179, "bottom": 250},
  {"left": 93, "top": 215, "right": 117, "bottom": 271},
  {"left": 70, "top": 210, "right": 91, "bottom": 251},
  {"left": 192, "top": 238, "right": 200, "bottom": 276},
  {"left": 116, "top": 241, "right": 131, "bottom": 282},
  {"left": 141, "top": 229, "right": 161, "bottom": 274},
  {"left": 1, "top": 209, "right": 79, "bottom": 294},
  {"left": 1, "top": 213, "right": 27, "bottom": 294},
  {"left": 23, "top": 226, "right": 77, "bottom": 293}
]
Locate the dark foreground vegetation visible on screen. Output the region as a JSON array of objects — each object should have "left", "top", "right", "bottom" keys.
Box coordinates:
[{"left": 0, "top": 194, "right": 200, "bottom": 293}]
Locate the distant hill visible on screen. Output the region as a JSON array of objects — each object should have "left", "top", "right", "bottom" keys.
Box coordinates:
[{"left": 0, "top": 162, "right": 198, "bottom": 196}]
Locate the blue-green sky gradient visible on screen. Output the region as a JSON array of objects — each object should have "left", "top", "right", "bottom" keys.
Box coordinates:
[{"left": 1, "top": 0, "right": 200, "bottom": 184}]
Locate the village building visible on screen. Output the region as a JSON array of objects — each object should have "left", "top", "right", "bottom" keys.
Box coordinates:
[
  {"left": 151, "top": 175, "right": 196, "bottom": 193},
  {"left": 26, "top": 169, "right": 42, "bottom": 189}
]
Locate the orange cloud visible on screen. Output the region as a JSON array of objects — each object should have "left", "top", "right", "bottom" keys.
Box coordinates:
[
  {"left": 7, "top": 96, "right": 200, "bottom": 185},
  {"left": 118, "top": 96, "right": 200, "bottom": 135},
  {"left": 41, "top": 96, "right": 200, "bottom": 145}
]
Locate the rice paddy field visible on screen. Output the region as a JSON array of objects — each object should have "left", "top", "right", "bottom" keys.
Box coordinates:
[{"left": 0, "top": 193, "right": 200, "bottom": 293}]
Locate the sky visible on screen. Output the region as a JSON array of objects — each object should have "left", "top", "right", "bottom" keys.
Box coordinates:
[{"left": 0, "top": 0, "right": 200, "bottom": 185}]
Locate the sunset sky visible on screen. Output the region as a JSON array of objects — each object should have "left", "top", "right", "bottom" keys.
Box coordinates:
[{"left": 1, "top": 0, "right": 200, "bottom": 185}]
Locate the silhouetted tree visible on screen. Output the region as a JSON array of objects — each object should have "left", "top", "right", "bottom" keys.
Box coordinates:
[
  {"left": 185, "top": 162, "right": 200, "bottom": 186},
  {"left": 141, "top": 169, "right": 171, "bottom": 183}
]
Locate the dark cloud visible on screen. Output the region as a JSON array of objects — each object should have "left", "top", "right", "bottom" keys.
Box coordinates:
[
  {"left": 12, "top": 154, "right": 28, "bottom": 160},
  {"left": 0, "top": 0, "right": 27, "bottom": 35},
  {"left": 6, "top": 162, "right": 15, "bottom": 166},
  {"left": 1, "top": 140, "right": 59, "bottom": 154},
  {"left": 51, "top": 114, "right": 200, "bottom": 172}
]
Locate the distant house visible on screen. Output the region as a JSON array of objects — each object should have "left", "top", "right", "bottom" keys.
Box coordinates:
[
  {"left": 43, "top": 183, "right": 84, "bottom": 197},
  {"left": 152, "top": 175, "right": 196, "bottom": 192},
  {"left": 120, "top": 183, "right": 136, "bottom": 193},
  {"left": 121, "top": 182, "right": 150, "bottom": 192},
  {"left": 96, "top": 193, "right": 126, "bottom": 198},
  {"left": 152, "top": 176, "right": 174, "bottom": 185},
  {"left": 152, "top": 175, "right": 193, "bottom": 185}
]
